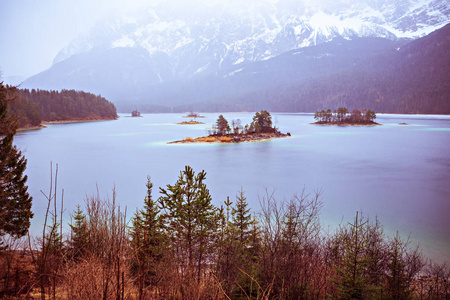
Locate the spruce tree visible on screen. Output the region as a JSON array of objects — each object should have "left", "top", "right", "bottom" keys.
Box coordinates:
[
  {"left": 0, "top": 82, "right": 33, "bottom": 238},
  {"left": 130, "top": 177, "right": 164, "bottom": 299},
  {"left": 230, "top": 189, "right": 260, "bottom": 299},
  {"left": 68, "top": 205, "right": 88, "bottom": 260},
  {"left": 231, "top": 188, "right": 252, "bottom": 245},
  {"left": 332, "top": 212, "right": 374, "bottom": 299},
  {"left": 159, "top": 166, "right": 220, "bottom": 287}
]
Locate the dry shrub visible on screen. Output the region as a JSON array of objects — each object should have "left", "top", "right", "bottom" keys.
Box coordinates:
[
  {"left": 63, "top": 256, "right": 134, "bottom": 300},
  {"left": 197, "top": 136, "right": 216, "bottom": 143},
  {"left": 184, "top": 137, "right": 194, "bottom": 142},
  {"left": 62, "top": 191, "right": 131, "bottom": 300}
]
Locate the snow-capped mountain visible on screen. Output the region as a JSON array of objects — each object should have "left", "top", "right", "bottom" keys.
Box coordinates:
[{"left": 22, "top": 0, "right": 449, "bottom": 106}]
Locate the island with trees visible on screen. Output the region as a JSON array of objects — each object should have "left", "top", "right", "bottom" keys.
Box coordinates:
[
  {"left": 182, "top": 111, "right": 205, "bottom": 119},
  {"left": 171, "top": 110, "right": 290, "bottom": 143},
  {"left": 313, "top": 107, "right": 379, "bottom": 126},
  {"left": 178, "top": 111, "right": 205, "bottom": 125},
  {"left": 131, "top": 109, "right": 141, "bottom": 117}
]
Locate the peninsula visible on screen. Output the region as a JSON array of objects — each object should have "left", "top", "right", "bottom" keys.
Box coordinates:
[{"left": 170, "top": 111, "right": 290, "bottom": 144}]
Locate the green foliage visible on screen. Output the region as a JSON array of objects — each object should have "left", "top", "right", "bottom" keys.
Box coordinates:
[
  {"left": 0, "top": 83, "right": 33, "bottom": 238},
  {"left": 8, "top": 87, "right": 117, "bottom": 127},
  {"left": 158, "top": 166, "right": 220, "bottom": 284},
  {"left": 215, "top": 114, "right": 231, "bottom": 135},
  {"left": 68, "top": 205, "right": 88, "bottom": 260},
  {"left": 331, "top": 212, "right": 385, "bottom": 299},
  {"left": 130, "top": 177, "right": 165, "bottom": 297},
  {"left": 250, "top": 110, "right": 274, "bottom": 133},
  {"left": 314, "top": 107, "right": 377, "bottom": 124},
  {"left": 231, "top": 188, "right": 253, "bottom": 245}
]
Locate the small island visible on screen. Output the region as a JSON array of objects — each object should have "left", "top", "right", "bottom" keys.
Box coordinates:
[
  {"left": 177, "top": 120, "right": 205, "bottom": 125},
  {"left": 170, "top": 110, "right": 290, "bottom": 144},
  {"left": 177, "top": 111, "right": 205, "bottom": 125},
  {"left": 131, "top": 109, "right": 141, "bottom": 117},
  {"left": 182, "top": 111, "right": 205, "bottom": 118},
  {"left": 312, "top": 107, "right": 379, "bottom": 126}
]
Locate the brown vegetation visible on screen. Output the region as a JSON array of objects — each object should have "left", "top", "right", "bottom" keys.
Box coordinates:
[
  {"left": 171, "top": 111, "right": 291, "bottom": 144},
  {"left": 176, "top": 121, "right": 205, "bottom": 125},
  {"left": 1, "top": 166, "right": 449, "bottom": 299},
  {"left": 171, "top": 132, "right": 290, "bottom": 144}
]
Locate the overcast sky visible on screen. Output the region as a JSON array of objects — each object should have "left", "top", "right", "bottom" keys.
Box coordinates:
[
  {"left": 0, "top": 0, "right": 167, "bottom": 83},
  {"left": 0, "top": 0, "right": 284, "bottom": 83}
]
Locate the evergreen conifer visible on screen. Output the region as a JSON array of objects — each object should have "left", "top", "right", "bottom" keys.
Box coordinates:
[{"left": 0, "top": 82, "right": 33, "bottom": 239}]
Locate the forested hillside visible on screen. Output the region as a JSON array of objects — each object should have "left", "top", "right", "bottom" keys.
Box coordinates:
[
  {"left": 209, "top": 23, "right": 450, "bottom": 114},
  {"left": 114, "top": 24, "right": 450, "bottom": 114},
  {"left": 7, "top": 87, "right": 118, "bottom": 128}
]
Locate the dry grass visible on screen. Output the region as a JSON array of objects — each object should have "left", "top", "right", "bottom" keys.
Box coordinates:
[
  {"left": 184, "top": 137, "right": 194, "bottom": 142},
  {"left": 177, "top": 121, "right": 204, "bottom": 125},
  {"left": 196, "top": 136, "right": 216, "bottom": 143},
  {"left": 219, "top": 136, "right": 232, "bottom": 143}
]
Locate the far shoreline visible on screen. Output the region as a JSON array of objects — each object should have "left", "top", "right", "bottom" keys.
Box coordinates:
[{"left": 18, "top": 117, "right": 117, "bottom": 131}]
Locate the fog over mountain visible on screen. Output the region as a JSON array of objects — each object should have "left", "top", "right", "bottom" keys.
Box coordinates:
[{"left": 20, "top": 0, "right": 450, "bottom": 112}]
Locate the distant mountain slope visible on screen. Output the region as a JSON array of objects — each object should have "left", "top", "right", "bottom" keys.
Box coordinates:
[
  {"left": 21, "top": 0, "right": 450, "bottom": 111},
  {"left": 222, "top": 23, "right": 450, "bottom": 114}
]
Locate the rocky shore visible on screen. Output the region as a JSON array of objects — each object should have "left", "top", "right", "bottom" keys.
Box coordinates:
[{"left": 169, "top": 132, "right": 291, "bottom": 144}]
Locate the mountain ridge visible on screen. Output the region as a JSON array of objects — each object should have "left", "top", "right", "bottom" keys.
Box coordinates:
[{"left": 21, "top": 0, "right": 450, "bottom": 113}]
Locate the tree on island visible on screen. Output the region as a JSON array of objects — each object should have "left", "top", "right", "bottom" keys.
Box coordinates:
[
  {"left": 314, "top": 107, "right": 377, "bottom": 124},
  {"left": 336, "top": 107, "right": 349, "bottom": 122},
  {"left": 132, "top": 109, "right": 141, "bottom": 117},
  {"left": 250, "top": 110, "right": 274, "bottom": 133},
  {"left": 215, "top": 114, "right": 231, "bottom": 135},
  {"left": 231, "top": 119, "right": 242, "bottom": 135},
  {"left": 0, "top": 83, "right": 33, "bottom": 240},
  {"left": 206, "top": 111, "right": 283, "bottom": 139},
  {"left": 364, "top": 109, "right": 376, "bottom": 123}
]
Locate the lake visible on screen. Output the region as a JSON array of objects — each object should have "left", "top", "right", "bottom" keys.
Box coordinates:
[{"left": 14, "top": 113, "right": 450, "bottom": 263}]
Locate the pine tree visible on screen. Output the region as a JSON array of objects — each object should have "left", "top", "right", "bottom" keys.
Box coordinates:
[
  {"left": 215, "top": 115, "right": 230, "bottom": 135},
  {"left": 68, "top": 205, "right": 88, "bottom": 260},
  {"left": 159, "top": 166, "right": 220, "bottom": 291},
  {"left": 332, "top": 212, "right": 376, "bottom": 299},
  {"left": 231, "top": 188, "right": 253, "bottom": 245},
  {"left": 0, "top": 82, "right": 33, "bottom": 238},
  {"left": 230, "top": 189, "right": 260, "bottom": 299},
  {"left": 130, "top": 176, "right": 164, "bottom": 299}
]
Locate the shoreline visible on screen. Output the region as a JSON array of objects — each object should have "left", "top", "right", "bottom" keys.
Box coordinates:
[
  {"left": 311, "top": 121, "right": 381, "bottom": 126},
  {"left": 177, "top": 121, "right": 205, "bottom": 125},
  {"left": 17, "top": 125, "right": 47, "bottom": 132},
  {"left": 169, "top": 132, "right": 291, "bottom": 144},
  {"left": 18, "top": 117, "right": 117, "bottom": 131},
  {"left": 42, "top": 118, "right": 116, "bottom": 125},
  {"left": 182, "top": 115, "right": 205, "bottom": 118}
]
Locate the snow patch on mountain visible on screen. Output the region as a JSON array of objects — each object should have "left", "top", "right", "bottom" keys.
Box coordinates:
[
  {"left": 112, "top": 36, "right": 136, "bottom": 48},
  {"left": 47, "top": 0, "right": 449, "bottom": 84}
]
